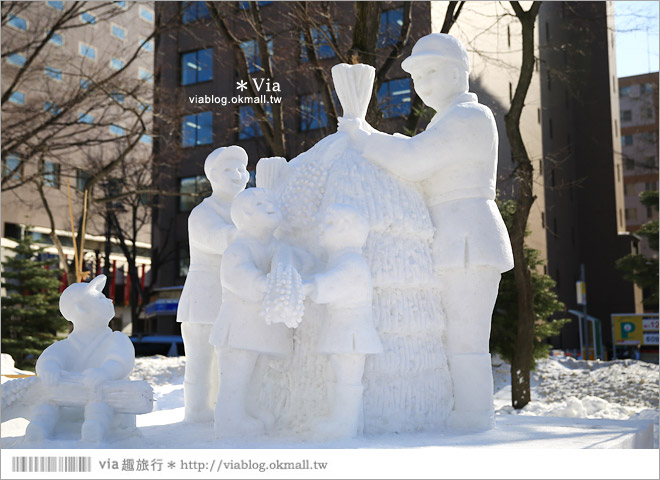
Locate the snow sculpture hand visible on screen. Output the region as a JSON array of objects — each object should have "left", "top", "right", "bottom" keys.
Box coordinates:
[
  {"left": 81, "top": 367, "right": 111, "bottom": 390},
  {"left": 338, "top": 117, "right": 371, "bottom": 148}
]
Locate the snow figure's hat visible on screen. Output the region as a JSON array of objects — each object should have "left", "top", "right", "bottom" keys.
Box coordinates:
[
  {"left": 401, "top": 33, "right": 469, "bottom": 74},
  {"left": 59, "top": 274, "right": 107, "bottom": 318}
]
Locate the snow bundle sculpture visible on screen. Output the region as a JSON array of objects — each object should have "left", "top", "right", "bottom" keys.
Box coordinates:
[{"left": 25, "top": 275, "right": 153, "bottom": 444}]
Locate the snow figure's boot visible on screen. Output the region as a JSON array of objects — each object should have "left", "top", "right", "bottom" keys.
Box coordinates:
[
  {"left": 447, "top": 353, "right": 495, "bottom": 431},
  {"left": 26, "top": 403, "right": 59, "bottom": 442},
  {"left": 315, "top": 383, "right": 364, "bottom": 439},
  {"left": 81, "top": 402, "right": 113, "bottom": 444}
]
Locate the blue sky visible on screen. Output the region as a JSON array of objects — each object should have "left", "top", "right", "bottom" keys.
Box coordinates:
[{"left": 615, "top": 1, "right": 659, "bottom": 77}]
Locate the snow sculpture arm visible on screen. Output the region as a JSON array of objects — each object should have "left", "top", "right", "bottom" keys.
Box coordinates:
[
  {"left": 220, "top": 241, "right": 268, "bottom": 303},
  {"left": 189, "top": 206, "right": 236, "bottom": 256},
  {"left": 310, "top": 254, "right": 371, "bottom": 305},
  {"left": 35, "top": 342, "right": 69, "bottom": 386},
  {"left": 81, "top": 332, "right": 135, "bottom": 388}
]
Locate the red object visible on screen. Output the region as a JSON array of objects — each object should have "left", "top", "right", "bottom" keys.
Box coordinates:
[
  {"left": 110, "top": 260, "right": 117, "bottom": 300},
  {"left": 139, "top": 264, "right": 146, "bottom": 305},
  {"left": 124, "top": 266, "right": 131, "bottom": 306},
  {"left": 60, "top": 271, "right": 68, "bottom": 293}
]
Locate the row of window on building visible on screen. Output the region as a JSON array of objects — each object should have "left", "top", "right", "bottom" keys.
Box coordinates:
[
  {"left": 619, "top": 82, "right": 656, "bottom": 98},
  {"left": 1, "top": 154, "right": 92, "bottom": 191},
  {"left": 621, "top": 131, "right": 658, "bottom": 147},
  {"left": 621, "top": 107, "right": 655, "bottom": 123}
]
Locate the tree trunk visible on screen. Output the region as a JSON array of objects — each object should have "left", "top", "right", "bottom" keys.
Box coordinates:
[{"left": 505, "top": 1, "right": 542, "bottom": 409}]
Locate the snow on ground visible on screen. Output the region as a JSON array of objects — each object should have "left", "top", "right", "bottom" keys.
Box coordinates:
[{"left": 2, "top": 354, "right": 658, "bottom": 449}]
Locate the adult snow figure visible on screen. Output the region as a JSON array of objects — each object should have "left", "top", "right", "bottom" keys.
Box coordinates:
[
  {"left": 343, "top": 33, "right": 514, "bottom": 431},
  {"left": 176, "top": 146, "right": 249, "bottom": 423},
  {"left": 256, "top": 63, "right": 453, "bottom": 435}
]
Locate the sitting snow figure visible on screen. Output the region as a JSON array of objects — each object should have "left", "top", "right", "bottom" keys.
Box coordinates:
[
  {"left": 177, "top": 145, "right": 249, "bottom": 423},
  {"left": 209, "top": 188, "right": 295, "bottom": 438},
  {"left": 26, "top": 275, "right": 136, "bottom": 444},
  {"left": 307, "top": 204, "right": 383, "bottom": 439}
]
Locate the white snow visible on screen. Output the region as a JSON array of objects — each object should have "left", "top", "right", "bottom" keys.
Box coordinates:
[{"left": 2, "top": 354, "right": 658, "bottom": 450}]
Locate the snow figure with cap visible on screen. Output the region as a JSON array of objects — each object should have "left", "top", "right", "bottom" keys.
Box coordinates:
[
  {"left": 210, "top": 187, "right": 308, "bottom": 438},
  {"left": 342, "top": 33, "right": 514, "bottom": 431},
  {"left": 177, "top": 145, "right": 249, "bottom": 424},
  {"left": 25, "top": 275, "right": 136, "bottom": 443}
]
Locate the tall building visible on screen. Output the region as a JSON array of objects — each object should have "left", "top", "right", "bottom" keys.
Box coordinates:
[
  {"left": 150, "top": 1, "right": 639, "bottom": 356},
  {"left": 619, "top": 73, "right": 659, "bottom": 261},
  {"left": 1, "top": 1, "right": 155, "bottom": 334}
]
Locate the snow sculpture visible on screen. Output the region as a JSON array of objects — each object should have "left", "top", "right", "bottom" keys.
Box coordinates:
[
  {"left": 209, "top": 188, "right": 309, "bottom": 437},
  {"left": 252, "top": 62, "right": 453, "bottom": 435},
  {"left": 25, "top": 275, "right": 152, "bottom": 443},
  {"left": 307, "top": 204, "right": 383, "bottom": 438},
  {"left": 177, "top": 146, "right": 249, "bottom": 423},
  {"left": 342, "top": 33, "right": 514, "bottom": 430}
]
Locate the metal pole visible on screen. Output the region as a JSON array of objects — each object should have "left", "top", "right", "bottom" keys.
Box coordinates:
[
  {"left": 611, "top": 314, "right": 618, "bottom": 360},
  {"left": 579, "top": 264, "right": 586, "bottom": 359}
]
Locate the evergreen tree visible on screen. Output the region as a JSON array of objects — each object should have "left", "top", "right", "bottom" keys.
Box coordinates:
[
  {"left": 1, "top": 234, "right": 68, "bottom": 370},
  {"left": 490, "top": 199, "right": 570, "bottom": 368},
  {"left": 616, "top": 190, "right": 659, "bottom": 310}
]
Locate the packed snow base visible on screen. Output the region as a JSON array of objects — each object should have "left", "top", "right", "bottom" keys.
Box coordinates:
[{"left": 2, "top": 354, "right": 657, "bottom": 448}]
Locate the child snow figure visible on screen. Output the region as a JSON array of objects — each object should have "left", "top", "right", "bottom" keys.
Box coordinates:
[
  {"left": 209, "top": 187, "right": 294, "bottom": 437},
  {"left": 177, "top": 145, "right": 249, "bottom": 423},
  {"left": 25, "top": 275, "right": 135, "bottom": 443},
  {"left": 307, "top": 204, "right": 383, "bottom": 438}
]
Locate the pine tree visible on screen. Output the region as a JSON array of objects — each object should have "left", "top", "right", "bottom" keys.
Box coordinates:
[
  {"left": 1, "top": 234, "right": 68, "bottom": 370},
  {"left": 490, "top": 199, "right": 570, "bottom": 369}
]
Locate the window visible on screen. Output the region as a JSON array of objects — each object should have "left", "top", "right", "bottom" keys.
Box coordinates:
[
  {"left": 625, "top": 208, "right": 638, "bottom": 221},
  {"left": 140, "top": 38, "right": 154, "bottom": 53},
  {"left": 44, "top": 101, "right": 61, "bottom": 115},
  {"left": 78, "top": 112, "right": 94, "bottom": 124},
  {"left": 139, "top": 6, "right": 154, "bottom": 23},
  {"left": 2, "top": 154, "right": 22, "bottom": 181},
  {"left": 640, "top": 83, "right": 654, "bottom": 94},
  {"left": 140, "top": 134, "right": 152, "bottom": 144},
  {"left": 622, "top": 135, "right": 633, "bottom": 146},
  {"left": 645, "top": 156, "right": 658, "bottom": 169},
  {"left": 110, "top": 92, "right": 125, "bottom": 104},
  {"left": 377, "top": 78, "right": 411, "bottom": 118},
  {"left": 624, "top": 158, "right": 635, "bottom": 170},
  {"left": 240, "top": 38, "right": 273, "bottom": 74},
  {"left": 81, "top": 12, "right": 96, "bottom": 24},
  {"left": 179, "top": 175, "right": 211, "bottom": 212},
  {"left": 79, "top": 43, "right": 96, "bottom": 60},
  {"left": 619, "top": 85, "right": 632, "bottom": 97},
  {"left": 300, "top": 93, "right": 328, "bottom": 131},
  {"left": 8, "top": 14, "right": 27, "bottom": 31},
  {"left": 109, "top": 124, "right": 124, "bottom": 135},
  {"left": 622, "top": 110, "right": 632, "bottom": 122},
  {"left": 9, "top": 91, "right": 25, "bottom": 105},
  {"left": 110, "top": 58, "right": 125, "bottom": 70},
  {"left": 138, "top": 67, "right": 153, "bottom": 82},
  {"left": 641, "top": 131, "right": 657, "bottom": 143},
  {"left": 47, "top": 1, "right": 64, "bottom": 10},
  {"left": 238, "top": 104, "right": 272, "bottom": 139},
  {"left": 181, "top": 111, "right": 213, "bottom": 147},
  {"left": 623, "top": 183, "right": 634, "bottom": 196},
  {"left": 238, "top": 1, "right": 272, "bottom": 9},
  {"left": 647, "top": 205, "right": 654, "bottom": 218},
  {"left": 76, "top": 169, "right": 90, "bottom": 191},
  {"left": 42, "top": 161, "right": 60, "bottom": 188},
  {"left": 178, "top": 243, "right": 190, "bottom": 277},
  {"left": 645, "top": 181, "right": 658, "bottom": 191},
  {"left": 49, "top": 32, "right": 63, "bottom": 46},
  {"left": 45, "top": 66, "right": 62, "bottom": 80},
  {"left": 378, "top": 8, "right": 403, "bottom": 48},
  {"left": 182, "top": 1, "right": 211, "bottom": 23},
  {"left": 300, "top": 26, "right": 336, "bottom": 61},
  {"left": 181, "top": 48, "right": 213, "bottom": 85},
  {"left": 642, "top": 107, "right": 654, "bottom": 120},
  {"left": 7, "top": 53, "right": 26, "bottom": 67},
  {"left": 112, "top": 24, "right": 127, "bottom": 40}
]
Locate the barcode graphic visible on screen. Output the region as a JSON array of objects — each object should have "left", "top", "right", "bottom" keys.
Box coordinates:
[{"left": 11, "top": 456, "right": 92, "bottom": 473}]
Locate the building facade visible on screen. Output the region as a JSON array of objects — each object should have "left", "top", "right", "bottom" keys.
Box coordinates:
[{"left": 1, "top": 1, "right": 155, "bottom": 334}]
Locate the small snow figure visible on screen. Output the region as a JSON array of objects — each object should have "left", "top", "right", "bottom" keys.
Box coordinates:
[
  {"left": 209, "top": 188, "right": 296, "bottom": 437},
  {"left": 177, "top": 145, "right": 249, "bottom": 423},
  {"left": 25, "top": 275, "right": 135, "bottom": 444},
  {"left": 307, "top": 204, "right": 382, "bottom": 439}
]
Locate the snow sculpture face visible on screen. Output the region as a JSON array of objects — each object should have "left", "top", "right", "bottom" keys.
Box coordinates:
[
  {"left": 402, "top": 33, "right": 470, "bottom": 110},
  {"left": 205, "top": 145, "right": 250, "bottom": 199},
  {"left": 319, "top": 204, "right": 369, "bottom": 251},
  {"left": 59, "top": 274, "right": 115, "bottom": 328},
  {"left": 231, "top": 188, "right": 282, "bottom": 236}
]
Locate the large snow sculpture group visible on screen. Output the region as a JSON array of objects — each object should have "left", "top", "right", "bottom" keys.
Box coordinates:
[{"left": 26, "top": 33, "right": 513, "bottom": 443}]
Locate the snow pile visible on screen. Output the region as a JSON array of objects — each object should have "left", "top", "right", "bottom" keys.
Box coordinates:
[{"left": 493, "top": 356, "right": 659, "bottom": 447}]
